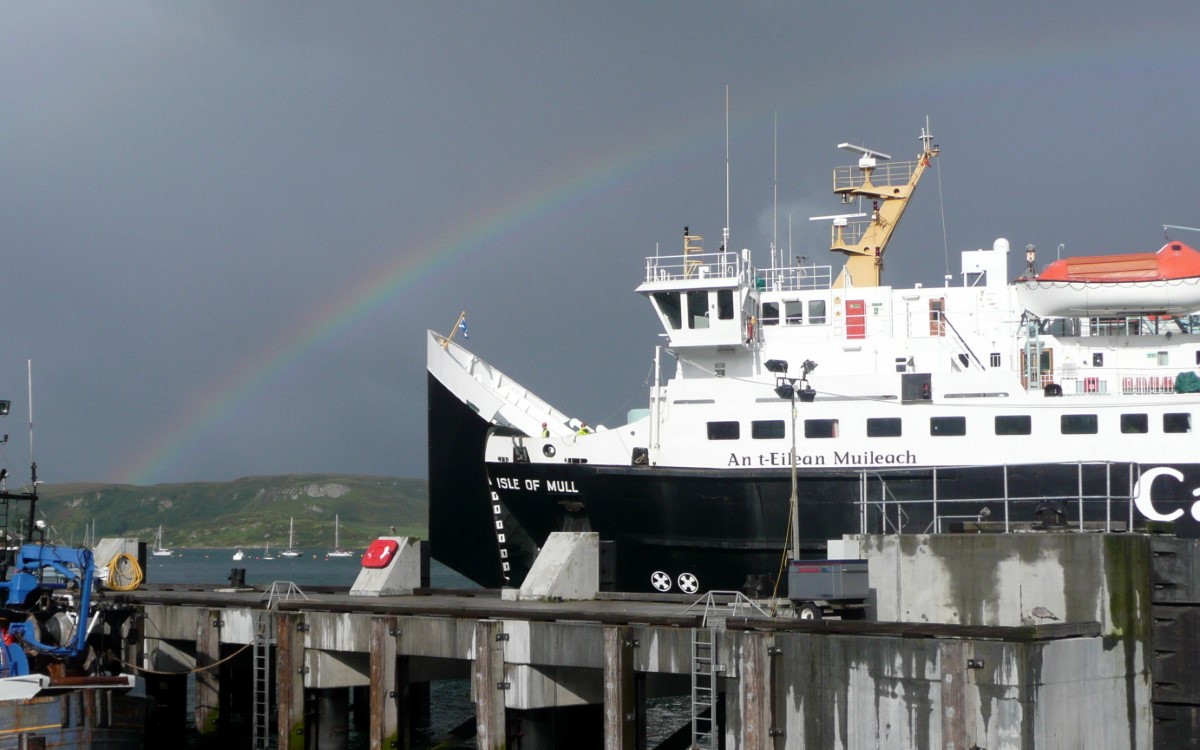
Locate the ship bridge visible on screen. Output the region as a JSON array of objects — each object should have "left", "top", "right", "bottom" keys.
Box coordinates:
[{"left": 636, "top": 229, "right": 759, "bottom": 349}]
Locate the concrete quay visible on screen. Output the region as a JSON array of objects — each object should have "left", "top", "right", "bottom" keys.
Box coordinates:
[{"left": 113, "top": 531, "right": 1194, "bottom": 749}]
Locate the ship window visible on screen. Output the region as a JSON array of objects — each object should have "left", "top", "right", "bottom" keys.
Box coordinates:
[
  {"left": 1092, "top": 353, "right": 1104, "bottom": 367},
  {"left": 785, "top": 301, "right": 803, "bottom": 325},
  {"left": 1061, "top": 414, "right": 1098, "bottom": 434},
  {"left": 706, "top": 421, "right": 740, "bottom": 440},
  {"left": 1158, "top": 351, "right": 1169, "bottom": 366},
  {"left": 752, "top": 420, "right": 785, "bottom": 439},
  {"left": 990, "top": 352, "right": 1001, "bottom": 368},
  {"left": 687, "top": 291, "right": 710, "bottom": 329},
  {"left": 1120, "top": 414, "right": 1148, "bottom": 434},
  {"left": 717, "top": 289, "right": 734, "bottom": 320},
  {"left": 808, "top": 299, "right": 827, "bottom": 325},
  {"left": 804, "top": 419, "right": 838, "bottom": 438},
  {"left": 653, "top": 292, "right": 682, "bottom": 330},
  {"left": 1164, "top": 413, "right": 1192, "bottom": 433},
  {"left": 930, "top": 416, "right": 966, "bottom": 436},
  {"left": 994, "top": 415, "right": 1031, "bottom": 435},
  {"left": 761, "top": 301, "right": 779, "bottom": 326},
  {"left": 866, "top": 417, "right": 901, "bottom": 437}
]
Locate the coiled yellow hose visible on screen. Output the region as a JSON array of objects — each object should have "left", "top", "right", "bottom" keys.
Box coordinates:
[{"left": 104, "top": 551, "right": 144, "bottom": 591}]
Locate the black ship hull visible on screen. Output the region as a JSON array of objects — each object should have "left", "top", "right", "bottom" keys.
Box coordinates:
[{"left": 429, "top": 373, "right": 1200, "bottom": 593}]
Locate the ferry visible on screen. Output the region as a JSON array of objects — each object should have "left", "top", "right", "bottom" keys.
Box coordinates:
[{"left": 428, "top": 127, "right": 1200, "bottom": 594}]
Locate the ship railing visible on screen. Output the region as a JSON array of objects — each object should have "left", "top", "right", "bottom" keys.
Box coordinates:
[
  {"left": 756, "top": 264, "right": 833, "bottom": 292},
  {"left": 833, "top": 158, "right": 921, "bottom": 193},
  {"left": 1053, "top": 370, "right": 1181, "bottom": 397},
  {"left": 857, "top": 461, "right": 1139, "bottom": 536},
  {"left": 644, "top": 251, "right": 743, "bottom": 283}
]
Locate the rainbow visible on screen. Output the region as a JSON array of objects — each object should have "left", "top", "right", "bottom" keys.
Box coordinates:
[
  {"left": 113, "top": 27, "right": 1183, "bottom": 484},
  {"left": 113, "top": 114, "right": 730, "bottom": 484}
]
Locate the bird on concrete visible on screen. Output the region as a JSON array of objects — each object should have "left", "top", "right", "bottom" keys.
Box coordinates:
[{"left": 1030, "top": 606, "right": 1059, "bottom": 622}]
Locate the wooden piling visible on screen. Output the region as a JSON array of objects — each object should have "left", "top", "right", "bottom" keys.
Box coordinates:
[
  {"left": 739, "top": 630, "right": 775, "bottom": 750},
  {"left": 473, "top": 619, "right": 507, "bottom": 749},
  {"left": 277, "top": 612, "right": 307, "bottom": 750},
  {"left": 369, "top": 615, "right": 402, "bottom": 750},
  {"left": 603, "top": 625, "right": 636, "bottom": 750},
  {"left": 195, "top": 607, "right": 221, "bottom": 735}
]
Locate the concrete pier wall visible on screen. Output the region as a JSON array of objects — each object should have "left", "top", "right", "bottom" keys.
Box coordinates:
[{"left": 131, "top": 531, "right": 1166, "bottom": 749}]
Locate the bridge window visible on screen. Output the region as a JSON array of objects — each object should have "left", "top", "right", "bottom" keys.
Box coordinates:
[
  {"left": 717, "top": 289, "right": 734, "bottom": 320},
  {"left": 706, "top": 421, "right": 740, "bottom": 440},
  {"left": 804, "top": 419, "right": 838, "bottom": 438},
  {"left": 687, "top": 291, "right": 709, "bottom": 329},
  {"left": 784, "top": 301, "right": 803, "bottom": 325},
  {"left": 761, "top": 301, "right": 779, "bottom": 326},
  {"left": 930, "top": 416, "right": 966, "bottom": 436},
  {"left": 1061, "top": 414, "right": 1098, "bottom": 434},
  {"left": 1120, "top": 414, "right": 1148, "bottom": 434},
  {"left": 994, "top": 415, "right": 1031, "bottom": 435},
  {"left": 653, "top": 292, "right": 681, "bottom": 329},
  {"left": 752, "top": 420, "right": 785, "bottom": 439},
  {"left": 1164, "top": 413, "right": 1192, "bottom": 433},
  {"left": 867, "top": 418, "right": 902, "bottom": 437}
]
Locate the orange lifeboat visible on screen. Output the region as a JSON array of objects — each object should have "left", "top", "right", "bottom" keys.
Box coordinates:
[{"left": 1016, "top": 242, "right": 1200, "bottom": 317}]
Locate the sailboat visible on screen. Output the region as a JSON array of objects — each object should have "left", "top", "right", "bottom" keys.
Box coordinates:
[
  {"left": 263, "top": 542, "right": 275, "bottom": 561},
  {"left": 151, "top": 525, "right": 172, "bottom": 557},
  {"left": 280, "top": 518, "right": 301, "bottom": 558},
  {"left": 232, "top": 548, "right": 244, "bottom": 561},
  {"left": 327, "top": 514, "right": 353, "bottom": 558}
]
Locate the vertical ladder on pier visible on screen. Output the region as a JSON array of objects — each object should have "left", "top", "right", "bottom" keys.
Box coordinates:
[
  {"left": 691, "top": 626, "right": 718, "bottom": 749},
  {"left": 252, "top": 611, "right": 273, "bottom": 749}
]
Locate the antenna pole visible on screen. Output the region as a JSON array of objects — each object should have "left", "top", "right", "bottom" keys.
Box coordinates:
[
  {"left": 724, "top": 85, "right": 730, "bottom": 253},
  {"left": 773, "top": 112, "right": 778, "bottom": 270},
  {"left": 26, "top": 360, "right": 37, "bottom": 541}
]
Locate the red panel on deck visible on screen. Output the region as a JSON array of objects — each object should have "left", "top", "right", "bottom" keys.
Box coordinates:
[{"left": 362, "top": 539, "right": 399, "bottom": 569}]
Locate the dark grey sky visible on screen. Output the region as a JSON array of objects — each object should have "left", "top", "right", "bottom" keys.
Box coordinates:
[{"left": 1, "top": 2, "right": 1197, "bottom": 485}]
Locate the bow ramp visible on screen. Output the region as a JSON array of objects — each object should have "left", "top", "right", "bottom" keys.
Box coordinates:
[{"left": 426, "top": 330, "right": 574, "bottom": 437}]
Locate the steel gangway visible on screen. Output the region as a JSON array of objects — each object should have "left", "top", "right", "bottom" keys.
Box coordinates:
[
  {"left": 253, "top": 582, "right": 309, "bottom": 749},
  {"left": 683, "top": 591, "right": 773, "bottom": 749}
]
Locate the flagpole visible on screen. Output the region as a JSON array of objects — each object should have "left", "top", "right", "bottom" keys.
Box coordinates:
[{"left": 441, "top": 310, "right": 467, "bottom": 349}]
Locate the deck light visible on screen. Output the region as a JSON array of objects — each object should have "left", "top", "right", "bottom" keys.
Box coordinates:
[
  {"left": 765, "top": 359, "right": 789, "bottom": 374},
  {"left": 0, "top": 400, "right": 8, "bottom": 416}
]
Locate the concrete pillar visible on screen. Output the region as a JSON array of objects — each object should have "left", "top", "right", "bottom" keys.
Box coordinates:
[
  {"left": 738, "top": 630, "right": 776, "bottom": 750},
  {"left": 369, "top": 615, "right": 403, "bottom": 750},
  {"left": 604, "top": 625, "right": 637, "bottom": 749},
  {"left": 314, "top": 689, "right": 350, "bottom": 750},
  {"left": 277, "top": 612, "right": 307, "bottom": 750},
  {"left": 195, "top": 607, "right": 221, "bottom": 735},
  {"left": 473, "top": 619, "right": 507, "bottom": 750}
]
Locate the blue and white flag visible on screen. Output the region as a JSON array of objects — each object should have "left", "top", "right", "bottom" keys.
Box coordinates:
[{"left": 458, "top": 317, "right": 469, "bottom": 339}]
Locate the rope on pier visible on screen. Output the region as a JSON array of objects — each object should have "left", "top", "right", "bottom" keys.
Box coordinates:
[{"left": 107, "top": 640, "right": 253, "bottom": 676}]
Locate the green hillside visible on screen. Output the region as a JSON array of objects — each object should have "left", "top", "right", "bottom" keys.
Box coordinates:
[{"left": 32, "top": 474, "right": 427, "bottom": 549}]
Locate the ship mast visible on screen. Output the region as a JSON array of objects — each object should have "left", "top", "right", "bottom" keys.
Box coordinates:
[{"left": 828, "top": 125, "right": 939, "bottom": 288}]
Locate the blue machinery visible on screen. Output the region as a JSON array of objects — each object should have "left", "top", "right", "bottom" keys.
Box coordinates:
[{"left": 0, "top": 543, "right": 97, "bottom": 676}]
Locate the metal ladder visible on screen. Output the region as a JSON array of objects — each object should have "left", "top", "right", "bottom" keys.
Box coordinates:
[
  {"left": 252, "top": 611, "right": 273, "bottom": 749},
  {"left": 253, "top": 581, "right": 309, "bottom": 749},
  {"left": 691, "top": 626, "right": 718, "bottom": 750}
]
